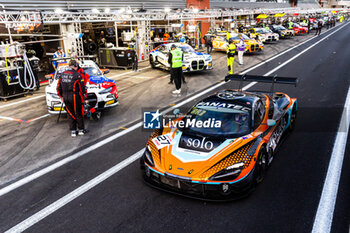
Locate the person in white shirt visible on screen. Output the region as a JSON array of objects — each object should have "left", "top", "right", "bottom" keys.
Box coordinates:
[{"left": 236, "top": 34, "right": 246, "bottom": 65}]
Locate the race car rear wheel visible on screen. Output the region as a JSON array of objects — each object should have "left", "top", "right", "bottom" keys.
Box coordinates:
[
  {"left": 289, "top": 105, "right": 297, "bottom": 131},
  {"left": 255, "top": 148, "right": 268, "bottom": 184}
]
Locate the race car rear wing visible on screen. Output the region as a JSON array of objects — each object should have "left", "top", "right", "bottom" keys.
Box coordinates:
[
  {"left": 51, "top": 55, "right": 97, "bottom": 62},
  {"left": 225, "top": 74, "right": 298, "bottom": 92}
]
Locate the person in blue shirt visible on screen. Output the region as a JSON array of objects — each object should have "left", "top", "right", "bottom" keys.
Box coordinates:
[{"left": 52, "top": 47, "right": 66, "bottom": 70}]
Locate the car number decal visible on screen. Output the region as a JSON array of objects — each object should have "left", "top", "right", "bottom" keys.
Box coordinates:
[{"left": 152, "top": 134, "right": 175, "bottom": 149}]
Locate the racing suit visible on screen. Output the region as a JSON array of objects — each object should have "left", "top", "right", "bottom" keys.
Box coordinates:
[
  {"left": 77, "top": 67, "right": 90, "bottom": 86},
  {"left": 57, "top": 68, "right": 86, "bottom": 131},
  {"left": 227, "top": 43, "right": 236, "bottom": 75},
  {"left": 168, "top": 48, "right": 184, "bottom": 90}
]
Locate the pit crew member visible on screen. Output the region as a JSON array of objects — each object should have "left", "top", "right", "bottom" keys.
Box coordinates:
[
  {"left": 168, "top": 44, "right": 184, "bottom": 94},
  {"left": 57, "top": 60, "right": 87, "bottom": 137},
  {"left": 227, "top": 38, "right": 236, "bottom": 75}
]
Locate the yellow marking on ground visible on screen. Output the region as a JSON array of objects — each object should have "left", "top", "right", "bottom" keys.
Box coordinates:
[
  {"left": 120, "top": 127, "right": 127, "bottom": 130},
  {"left": 170, "top": 103, "right": 176, "bottom": 106}
]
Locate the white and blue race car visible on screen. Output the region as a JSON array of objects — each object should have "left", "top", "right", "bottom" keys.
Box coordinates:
[
  {"left": 149, "top": 43, "right": 213, "bottom": 72},
  {"left": 45, "top": 60, "right": 119, "bottom": 117}
]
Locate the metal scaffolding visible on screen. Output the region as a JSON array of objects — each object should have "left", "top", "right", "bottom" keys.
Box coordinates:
[
  {"left": 0, "top": 8, "right": 347, "bottom": 26},
  {"left": 0, "top": 7, "right": 347, "bottom": 61},
  {"left": 73, "top": 22, "right": 84, "bottom": 56}
]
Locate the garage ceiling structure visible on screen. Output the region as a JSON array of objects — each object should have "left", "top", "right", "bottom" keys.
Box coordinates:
[{"left": 0, "top": 0, "right": 187, "bottom": 11}]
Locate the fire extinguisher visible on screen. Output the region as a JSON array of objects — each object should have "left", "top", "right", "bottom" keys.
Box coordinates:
[{"left": 141, "top": 53, "right": 144, "bottom": 60}]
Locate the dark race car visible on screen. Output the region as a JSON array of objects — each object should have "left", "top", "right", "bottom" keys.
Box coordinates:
[
  {"left": 269, "top": 25, "right": 295, "bottom": 38},
  {"left": 141, "top": 74, "right": 298, "bottom": 201}
]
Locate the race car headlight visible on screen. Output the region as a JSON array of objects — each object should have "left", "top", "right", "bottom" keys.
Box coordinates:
[
  {"left": 144, "top": 146, "right": 154, "bottom": 167},
  {"left": 209, "top": 162, "right": 244, "bottom": 181},
  {"left": 205, "top": 56, "right": 212, "bottom": 62},
  {"left": 99, "top": 87, "right": 112, "bottom": 94},
  {"left": 48, "top": 93, "right": 60, "bottom": 99}
]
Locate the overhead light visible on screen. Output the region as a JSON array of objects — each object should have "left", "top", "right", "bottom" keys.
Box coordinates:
[
  {"left": 104, "top": 8, "right": 110, "bottom": 13},
  {"left": 164, "top": 7, "right": 171, "bottom": 13},
  {"left": 55, "top": 8, "right": 63, "bottom": 14},
  {"left": 92, "top": 8, "right": 99, "bottom": 13},
  {"left": 193, "top": 8, "right": 199, "bottom": 13}
]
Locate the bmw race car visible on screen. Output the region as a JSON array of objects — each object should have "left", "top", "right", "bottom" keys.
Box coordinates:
[
  {"left": 246, "top": 28, "right": 279, "bottom": 43},
  {"left": 141, "top": 74, "right": 298, "bottom": 200},
  {"left": 45, "top": 60, "right": 119, "bottom": 118},
  {"left": 213, "top": 32, "right": 264, "bottom": 53},
  {"left": 149, "top": 43, "right": 213, "bottom": 72},
  {"left": 269, "top": 25, "right": 295, "bottom": 38}
]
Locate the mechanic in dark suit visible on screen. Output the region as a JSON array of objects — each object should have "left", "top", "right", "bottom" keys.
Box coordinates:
[
  {"left": 315, "top": 21, "right": 322, "bottom": 36},
  {"left": 57, "top": 60, "right": 87, "bottom": 137},
  {"left": 129, "top": 43, "right": 139, "bottom": 72}
]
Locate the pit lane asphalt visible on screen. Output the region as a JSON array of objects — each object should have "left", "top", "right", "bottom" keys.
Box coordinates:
[
  {"left": 0, "top": 27, "right": 324, "bottom": 188},
  {"left": 1, "top": 22, "right": 350, "bottom": 233}
]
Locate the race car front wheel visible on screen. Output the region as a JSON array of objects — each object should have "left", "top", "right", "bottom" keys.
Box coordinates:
[
  {"left": 289, "top": 105, "right": 297, "bottom": 131},
  {"left": 150, "top": 56, "right": 156, "bottom": 68},
  {"left": 255, "top": 148, "right": 268, "bottom": 184}
]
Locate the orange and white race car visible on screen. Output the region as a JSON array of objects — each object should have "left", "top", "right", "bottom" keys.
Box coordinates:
[{"left": 141, "top": 74, "right": 298, "bottom": 200}]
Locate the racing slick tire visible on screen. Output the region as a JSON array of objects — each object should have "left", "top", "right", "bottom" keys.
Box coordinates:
[
  {"left": 289, "top": 105, "right": 297, "bottom": 132},
  {"left": 254, "top": 147, "right": 268, "bottom": 184},
  {"left": 92, "top": 111, "right": 101, "bottom": 121},
  {"left": 150, "top": 55, "right": 156, "bottom": 68}
]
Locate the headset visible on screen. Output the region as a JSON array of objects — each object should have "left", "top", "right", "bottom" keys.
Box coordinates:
[{"left": 69, "top": 59, "right": 79, "bottom": 68}]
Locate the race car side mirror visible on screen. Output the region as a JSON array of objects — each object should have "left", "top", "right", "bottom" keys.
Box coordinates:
[
  {"left": 267, "top": 119, "right": 276, "bottom": 127},
  {"left": 103, "top": 70, "right": 110, "bottom": 75}
]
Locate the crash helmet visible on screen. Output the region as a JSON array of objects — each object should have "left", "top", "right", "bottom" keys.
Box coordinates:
[{"left": 234, "top": 113, "right": 248, "bottom": 124}]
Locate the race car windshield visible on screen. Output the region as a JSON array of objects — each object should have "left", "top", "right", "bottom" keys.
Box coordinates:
[
  {"left": 180, "top": 106, "right": 251, "bottom": 138},
  {"left": 275, "top": 25, "right": 287, "bottom": 30},
  {"left": 231, "top": 34, "right": 250, "bottom": 40},
  {"left": 178, "top": 45, "right": 195, "bottom": 53},
  {"left": 255, "top": 29, "right": 265, "bottom": 34},
  {"left": 261, "top": 28, "right": 270, "bottom": 33},
  {"left": 83, "top": 67, "right": 102, "bottom": 76}
]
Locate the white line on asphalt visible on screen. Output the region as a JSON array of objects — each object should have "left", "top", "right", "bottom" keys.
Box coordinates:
[
  {"left": 4, "top": 150, "right": 144, "bottom": 233},
  {"left": 0, "top": 95, "right": 46, "bottom": 110},
  {"left": 108, "top": 66, "right": 151, "bottom": 79},
  {"left": 1, "top": 21, "right": 347, "bottom": 199},
  {"left": 25, "top": 114, "right": 51, "bottom": 123},
  {"left": 264, "top": 22, "right": 350, "bottom": 76},
  {"left": 311, "top": 86, "right": 350, "bottom": 233},
  {"left": 6, "top": 21, "right": 349, "bottom": 233}
]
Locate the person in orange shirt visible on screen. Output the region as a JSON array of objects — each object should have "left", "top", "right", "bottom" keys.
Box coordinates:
[{"left": 163, "top": 32, "right": 170, "bottom": 41}]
